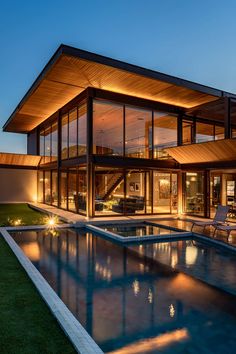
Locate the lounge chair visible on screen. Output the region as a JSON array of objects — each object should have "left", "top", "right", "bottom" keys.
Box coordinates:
[
  {"left": 213, "top": 224, "right": 236, "bottom": 238},
  {"left": 191, "top": 205, "right": 230, "bottom": 232}
]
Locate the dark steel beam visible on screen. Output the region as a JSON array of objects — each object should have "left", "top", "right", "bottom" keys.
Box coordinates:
[
  {"left": 224, "top": 97, "right": 231, "bottom": 139},
  {"left": 92, "top": 155, "right": 179, "bottom": 170}
]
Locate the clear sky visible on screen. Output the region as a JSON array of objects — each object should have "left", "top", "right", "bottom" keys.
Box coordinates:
[{"left": 1, "top": 0, "right": 236, "bottom": 153}]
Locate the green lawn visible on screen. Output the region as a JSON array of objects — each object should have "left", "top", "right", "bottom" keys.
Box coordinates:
[
  {"left": 0, "top": 203, "right": 52, "bottom": 226},
  {"left": 0, "top": 236, "right": 76, "bottom": 354}
]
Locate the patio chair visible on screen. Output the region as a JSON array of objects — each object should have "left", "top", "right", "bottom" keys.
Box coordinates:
[
  {"left": 213, "top": 224, "right": 236, "bottom": 238},
  {"left": 191, "top": 205, "right": 230, "bottom": 232}
]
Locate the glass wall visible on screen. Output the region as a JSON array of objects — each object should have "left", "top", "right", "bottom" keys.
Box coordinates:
[
  {"left": 68, "top": 170, "right": 77, "bottom": 212},
  {"left": 38, "top": 171, "right": 44, "bottom": 203},
  {"left": 126, "top": 171, "right": 145, "bottom": 213},
  {"left": 184, "top": 172, "right": 204, "bottom": 216},
  {"left": 125, "top": 106, "right": 152, "bottom": 158},
  {"left": 182, "top": 119, "right": 194, "bottom": 145},
  {"left": 196, "top": 122, "right": 214, "bottom": 143},
  {"left": 153, "top": 172, "right": 171, "bottom": 213},
  {"left": 215, "top": 125, "right": 225, "bottom": 140},
  {"left": 182, "top": 119, "right": 225, "bottom": 145},
  {"left": 60, "top": 172, "right": 67, "bottom": 209},
  {"left": 68, "top": 109, "right": 77, "bottom": 158},
  {"left": 51, "top": 171, "right": 58, "bottom": 206},
  {"left": 78, "top": 103, "right": 87, "bottom": 156},
  {"left": 51, "top": 122, "right": 58, "bottom": 162},
  {"left": 77, "top": 167, "right": 87, "bottom": 214},
  {"left": 56, "top": 168, "right": 87, "bottom": 215},
  {"left": 39, "top": 121, "right": 58, "bottom": 164},
  {"left": 153, "top": 113, "right": 177, "bottom": 159},
  {"left": 93, "top": 167, "right": 177, "bottom": 216},
  {"left": 94, "top": 167, "right": 125, "bottom": 215},
  {"left": 61, "top": 114, "right": 68, "bottom": 160},
  {"left": 93, "top": 100, "right": 123, "bottom": 155},
  {"left": 61, "top": 102, "right": 87, "bottom": 160},
  {"left": 44, "top": 171, "right": 51, "bottom": 204}
]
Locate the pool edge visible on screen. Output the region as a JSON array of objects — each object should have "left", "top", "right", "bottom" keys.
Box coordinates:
[{"left": 0, "top": 227, "right": 104, "bottom": 354}]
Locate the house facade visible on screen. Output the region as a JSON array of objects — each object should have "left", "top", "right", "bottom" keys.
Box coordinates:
[{"left": 3, "top": 45, "right": 236, "bottom": 218}]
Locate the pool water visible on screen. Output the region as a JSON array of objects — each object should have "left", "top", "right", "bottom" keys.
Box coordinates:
[
  {"left": 11, "top": 228, "right": 236, "bottom": 353},
  {"left": 98, "top": 222, "right": 181, "bottom": 237}
]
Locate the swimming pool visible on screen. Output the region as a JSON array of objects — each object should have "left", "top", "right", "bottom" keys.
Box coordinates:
[
  {"left": 97, "top": 222, "right": 182, "bottom": 236},
  {"left": 10, "top": 228, "right": 236, "bottom": 353},
  {"left": 87, "top": 221, "right": 191, "bottom": 242}
]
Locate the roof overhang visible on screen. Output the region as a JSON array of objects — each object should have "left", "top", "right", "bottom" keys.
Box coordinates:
[
  {"left": 4, "top": 44, "right": 233, "bottom": 133},
  {"left": 166, "top": 139, "right": 236, "bottom": 164},
  {"left": 0, "top": 152, "right": 41, "bottom": 167}
]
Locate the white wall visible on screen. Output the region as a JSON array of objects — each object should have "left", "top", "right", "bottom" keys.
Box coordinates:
[{"left": 0, "top": 168, "right": 37, "bottom": 203}]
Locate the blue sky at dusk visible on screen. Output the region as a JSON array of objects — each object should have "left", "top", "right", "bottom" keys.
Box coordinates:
[{"left": 1, "top": 0, "right": 236, "bottom": 153}]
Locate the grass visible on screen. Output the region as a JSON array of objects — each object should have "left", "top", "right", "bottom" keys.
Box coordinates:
[
  {"left": 0, "top": 236, "right": 76, "bottom": 354},
  {"left": 0, "top": 203, "right": 54, "bottom": 226}
]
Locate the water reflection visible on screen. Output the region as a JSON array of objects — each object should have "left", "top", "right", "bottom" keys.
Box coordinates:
[
  {"left": 130, "top": 239, "right": 236, "bottom": 296},
  {"left": 12, "top": 229, "right": 236, "bottom": 353}
]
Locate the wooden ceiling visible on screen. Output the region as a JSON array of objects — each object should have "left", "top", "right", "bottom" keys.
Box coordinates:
[
  {"left": 166, "top": 139, "right": 236, "bottom": 164},
  {"left": 187, "top": 97, "right": 236, "bottom": 124},
  {"left": 4, "top": 45, "right": 229, "bottom": 133},
  {"left": 0, "top": 153, "right": 41, "bottom": 167}
]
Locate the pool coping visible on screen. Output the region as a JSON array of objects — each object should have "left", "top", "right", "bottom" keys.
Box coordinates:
[
  {"left": 0, "top": 227, "right": 104, "bottom": 354},
  {"left": 86, "top": 223, "right": 192, "bottom": 243}
]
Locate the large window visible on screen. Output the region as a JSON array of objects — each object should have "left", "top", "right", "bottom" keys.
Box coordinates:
[
  {"left": 69, "top": 109, "right": 77, "bottom": 158},
  {"left": 39, "top": 121, "right": 58, "bottom": 164},
  {"left": 51, "top": 122, "right": 58, "bottom": 162},
  {"left": 182, "top": 119, "right": 194, "bottom": 145},
  {"left": 184, "top": 172, "right": 204, "bottom": 216},
  {"left": 93, "top": 100, "right": 123, "bottom": 156},
  {"left": 196, "top": 122, "right": 214, "bottom": 143},
  {"left": 78, "top": 103, "right": 87, "bottom": 156},
  {"left": 61, "top": 114, "right": 68, "bottom": 160},
  {"left": 125, "top": 106, "right": 152, "bottom": 158},
  {"left": 153, "top": 113, "right": 177, "bottom": 159},
  {"left": 94, "top": 167, "right": 125, "bottom": 215},
  {"left": 182, "top": 119, "right": 225, "bottom": 145},
  {"left": 68, "top": 170, "right": 77, "bottom": 212},
  {"left": 61, "top": 102, "right": 87, "bottom": 159},
  {"left": 38, "top": 171, "right": 44, "bottom": 203},
  {"left": 60, "top": 172, "right": 67, "bottom": 209},
  {"left": 44, "top": 171, "right": 51, "bottom": 204},
  {"left": 51, "top": 171, "right": 58, "bottom": 206}
]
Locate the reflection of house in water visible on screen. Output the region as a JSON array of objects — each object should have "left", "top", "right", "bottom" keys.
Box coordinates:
[{"left": 13, "top": 229, "right": 236, "bottom": 353}]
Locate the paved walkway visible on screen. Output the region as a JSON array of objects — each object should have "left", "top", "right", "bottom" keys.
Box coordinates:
[{"left": 30, "top": 203, "right": 236, "bottom": 248}]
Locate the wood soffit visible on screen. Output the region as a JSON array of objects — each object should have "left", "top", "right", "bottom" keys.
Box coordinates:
[
  {"left": 0, "top": 153, "right": 41, "bottom": 167},
  {"left": 166, "top": 139, "right": 236, "bottom": 164},
  {"left": 4, "top": 45, "right": 234, "bottom": 133}
]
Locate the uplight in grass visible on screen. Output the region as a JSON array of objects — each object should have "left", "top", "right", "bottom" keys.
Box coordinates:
[
  {"left": 14, "top": 219, "right": 22, "bottom": 226},
  {"left": 45, "top": 215, "right": 59, "bottom": 229}
]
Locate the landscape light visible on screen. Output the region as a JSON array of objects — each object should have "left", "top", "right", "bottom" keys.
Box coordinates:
[
  {"left": 46, "top": 216, "right": 58, "bottom": 229},
  {"left": 14, "top": 219, "right": 22, "bottom": 226}
]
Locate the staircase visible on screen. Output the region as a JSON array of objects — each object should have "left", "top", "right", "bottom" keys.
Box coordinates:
[{"left": 102, "top": 174, "right": 124, "bottom": 200}]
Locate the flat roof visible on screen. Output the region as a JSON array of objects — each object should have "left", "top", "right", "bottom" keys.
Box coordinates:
[
  {"left": 3, "top": 44, "right": 236, "bottom": 133},
  {"left": 0, "top": 152, "right": 41, "bottom": 167}
]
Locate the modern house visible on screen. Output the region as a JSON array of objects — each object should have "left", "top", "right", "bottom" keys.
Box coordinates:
[{"left": 2, "top": 44, "right": 236, "bottom": 219}]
